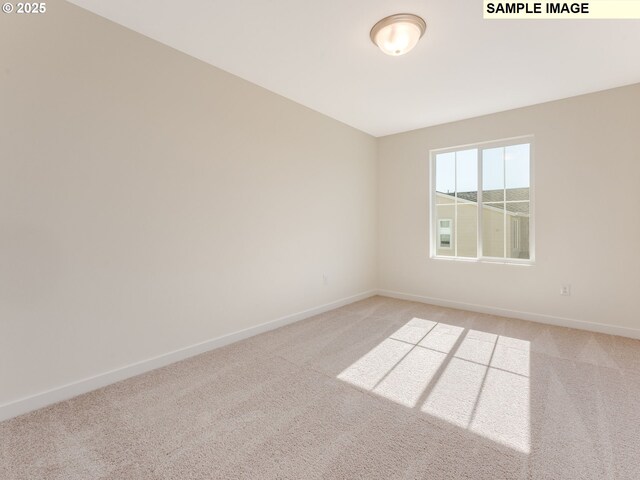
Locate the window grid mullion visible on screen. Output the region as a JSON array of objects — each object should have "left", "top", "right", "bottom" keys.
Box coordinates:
[
  {"left": 503, "top": 147, "right": 507, "bottom": 259},
  {"left": 454, "top": 152, "right": 458, "bottom": 257},
  {"left": 478, "top": 149, "right": 483, "bottom": 258}
]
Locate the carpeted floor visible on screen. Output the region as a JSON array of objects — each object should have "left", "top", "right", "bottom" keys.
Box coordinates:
[{"left": 1, "top": 296, "right": 639, "bottom": 479}]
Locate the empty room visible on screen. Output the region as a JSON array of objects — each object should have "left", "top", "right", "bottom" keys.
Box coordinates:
[{"left": 1, "top": 1, "right": 639, "bottom": 479}]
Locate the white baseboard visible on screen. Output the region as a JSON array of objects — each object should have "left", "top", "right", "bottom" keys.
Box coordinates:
[
  {"left": 0, "top": 290, "right": 376, "bottom": 422},
  {"left": 378, "top": 289, "right": 640, "bottom": 340}
]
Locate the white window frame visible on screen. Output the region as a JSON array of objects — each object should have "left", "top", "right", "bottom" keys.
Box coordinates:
[{"left": 429, "top": 135, "right": 535, "bottom": 264}]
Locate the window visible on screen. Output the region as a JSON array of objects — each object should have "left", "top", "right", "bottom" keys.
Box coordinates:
[
  {"left": 430, "top": 136, "right": 533, "bottom": 262},
  {"left": 438, "top": 219, "right": 452, "bottom": 248}
]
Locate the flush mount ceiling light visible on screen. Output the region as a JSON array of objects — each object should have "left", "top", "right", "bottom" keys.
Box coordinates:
[{"left": 370, "top": 13, "right": 426, "bottom": 56}]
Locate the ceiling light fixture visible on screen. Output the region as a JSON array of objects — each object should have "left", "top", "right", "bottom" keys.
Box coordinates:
[{"left": 370, "top": 13, "right": 426, "bottom": 56}]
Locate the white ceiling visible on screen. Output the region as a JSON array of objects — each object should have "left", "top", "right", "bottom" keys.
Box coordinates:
[{"left": 67, "top": 0, "right": 640, "bottom": 137}]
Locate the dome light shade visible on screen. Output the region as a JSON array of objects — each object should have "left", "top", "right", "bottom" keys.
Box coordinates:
[{"left": 370, "top": 14, "right": 426, "bottom": 56}]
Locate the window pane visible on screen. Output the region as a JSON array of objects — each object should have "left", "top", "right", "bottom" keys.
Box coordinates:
[
  {"left": 435, "top": 152, "right": 455, "bottom": 203},
  {"left": 507, "top": 202, "right": 530, "bottom": 259},
  {"left": 436, "top": 192, "right": 455, "bottom": 205},
  {"left": 482, "top": 203, "right": 505, "bottom": 258},
  {"left": 482, "top": 147, "right": 504, "bottom": 202},
  {"left": 456, "top": 149, "right": 477, "bottom": 196},
  {"left": 436, "top": 206, "right": 455, "bottom": 256},
  {"left": 505, "top": 144, "right": 530, "bottom": 201},
  {"left": 505, "top": 201, "right": 529, "bottom": 216},
  {"left": 456, "top": 203, "right": 477, "bottom": 258}
]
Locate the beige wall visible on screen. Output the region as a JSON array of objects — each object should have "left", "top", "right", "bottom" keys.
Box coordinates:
[
  {"left": 379, "top": 83, "right": 640, "bottom": 330},
  {"left": 0, "top": 3, "right": 377, "bottom": 405}
]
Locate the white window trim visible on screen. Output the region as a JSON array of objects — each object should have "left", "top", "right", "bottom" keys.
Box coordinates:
[{"left": 429, "top": 135, "right": 535, "bottom": 265}]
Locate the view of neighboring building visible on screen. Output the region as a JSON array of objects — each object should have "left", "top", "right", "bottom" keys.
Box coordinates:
[{"left": 435, "top": 188, "right": 530, "bottom": 259}]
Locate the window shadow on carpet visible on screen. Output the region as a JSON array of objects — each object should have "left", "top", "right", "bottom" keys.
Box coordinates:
[{"left": 337, "top": 317, "right": 531, "bottom": 453}]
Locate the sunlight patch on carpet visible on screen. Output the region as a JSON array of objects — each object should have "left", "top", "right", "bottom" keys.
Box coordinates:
[{"left": 338, "top": 318, "right": 531, "bottom": 453}]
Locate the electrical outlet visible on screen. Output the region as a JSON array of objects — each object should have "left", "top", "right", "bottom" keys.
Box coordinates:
[
  {"left": 560, "top": 284, "right": 571, "bottom": 296},
  {"left": 323, "top": 274, "right": 329, "bottom": 286}
]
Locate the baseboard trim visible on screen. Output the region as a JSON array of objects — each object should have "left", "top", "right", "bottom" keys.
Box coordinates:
[
  {"left": 0, "top": 290, "right": 376, "bottom": 422},
  {"left": 378, "top": 289, "right": 640, "bottom": 340}
]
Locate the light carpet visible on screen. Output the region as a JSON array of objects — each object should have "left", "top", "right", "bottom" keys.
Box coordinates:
[{"left": 1, "top": 296, "right": 640, "bottom": 479}]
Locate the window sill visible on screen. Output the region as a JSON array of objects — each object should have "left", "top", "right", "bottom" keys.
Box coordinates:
[{"left": 430, "top": 255, "right": 534, "bottom": 266}]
